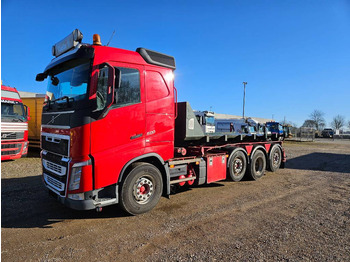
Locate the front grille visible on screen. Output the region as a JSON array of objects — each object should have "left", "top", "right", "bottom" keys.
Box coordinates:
[
  {"left": 1, "top": 149, "right": 21, "bottom": 156},
  {"left": 1, "top": 143, "right": 21, "bottom": 156},
  {"left": 1, "top": 132, "right": 24, "bottom": 140},
  {"left": 1, "top": 143, "right": 21, "bottom": 149},
  {"left": 41, "top": 133, "right": 70, "bottom": 157},
  {"left": 43, "top": 159, "right": 66, "bottom": 176},
  {"left": 42, "top": 152, "right": 69, "bottom": 196},
  {"left": 44, "top": 173, "right": 65, "bottom": 192}
]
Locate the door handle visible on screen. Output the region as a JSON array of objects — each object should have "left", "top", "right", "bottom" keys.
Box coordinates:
[{"left": 130, "top": 133, "right": 143, "bottom": 140}]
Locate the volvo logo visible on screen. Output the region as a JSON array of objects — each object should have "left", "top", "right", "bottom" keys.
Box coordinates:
[
  {"left": 1, "top": 132, "right": 15, "bottom": 139},
  {"left": 46, "top": 113, "right": 62, "bottom": 125}
]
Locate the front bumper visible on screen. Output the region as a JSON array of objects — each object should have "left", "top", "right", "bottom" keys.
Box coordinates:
[
  {"left": 45, "top": 181, "right": 119, "bottom": 211},
  {"left": 48, "top": 189, "right": 97, "bottom": 210}
]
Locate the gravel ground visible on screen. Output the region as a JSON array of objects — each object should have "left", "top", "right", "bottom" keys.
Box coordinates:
[{"left": 2, "top": 141, "right": 350, "bottom": 261}]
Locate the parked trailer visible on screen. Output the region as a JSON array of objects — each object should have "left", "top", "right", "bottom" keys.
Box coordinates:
[
  {"left": 36, "top": 29, "right": 286, "bottom": 215},
  {"left": 1, "top": 85, "right": 29, "bottom": 160},
  {"left": 19, "top": 92, "right": 45, "bottom": 148}
]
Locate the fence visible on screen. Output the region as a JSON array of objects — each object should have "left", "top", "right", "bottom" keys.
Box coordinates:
[{"left": 288, "top": 127, "right": 315, "bottom": 141}]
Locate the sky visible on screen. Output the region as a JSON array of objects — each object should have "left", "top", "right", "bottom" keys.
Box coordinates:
[{"left": 1, "top": 0, "right": 350, "bottom": 127}]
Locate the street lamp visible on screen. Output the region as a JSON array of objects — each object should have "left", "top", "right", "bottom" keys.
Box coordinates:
[{"left": 242, "top": 82, "right": 247, "bottom": 119}]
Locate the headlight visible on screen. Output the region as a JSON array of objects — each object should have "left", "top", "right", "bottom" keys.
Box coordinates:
[
  {"left": 68, "top": 166, "right": 82, "bottom": 190},
  {"left": 68, "top": 159, "right": 92, "bottom": 191}
]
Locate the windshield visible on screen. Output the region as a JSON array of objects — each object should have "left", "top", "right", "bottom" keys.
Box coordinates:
[
  {"left": 205, "top": 116, "right": 215, "bottom": 126},
  {"left": 1, "top": 102, "right": 26, "bottom": 122},
  {"left": 267, "top": 123, "right": 278, "bottom": 129},
  {"left": 46, "top": 62, "right": 90, "bottom": 102}
]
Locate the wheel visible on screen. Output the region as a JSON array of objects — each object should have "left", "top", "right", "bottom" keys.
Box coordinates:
[
  {"left": 247, "top": 150, "right": 266, "bottom": 180},
  {"left": 228, "top": 150, "right": 247, "bottom": 182},
  {"left": 120, "top": 162, "right": 163, "bottom": 215},
  {"left": 268, "top": 145, "right": 282, "bottom": 172}
]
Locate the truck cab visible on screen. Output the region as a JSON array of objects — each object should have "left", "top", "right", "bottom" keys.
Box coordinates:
[
  {"left": 194, "top": 110, "right": 215, "bottom": 134},
  {"left": 1, "top": 85, "right": 29, "bottom": 160},
  {"left": 36, "top": 30, "right": 176, "bottom": 211}
]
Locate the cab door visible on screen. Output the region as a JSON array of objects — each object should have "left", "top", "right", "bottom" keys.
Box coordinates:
[{"left": 91, "top": 63, "right": 145, "bottom": 189}]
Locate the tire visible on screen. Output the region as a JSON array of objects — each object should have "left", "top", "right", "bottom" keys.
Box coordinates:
[
  {"left": 120, "top": 162, "right": 163, "bottom": 215},
  {"left": 268, "top": 145, "right": 282, "bottom": 172},
  {"left": 247, "top": 150, "right": 266, "bottom": 180},
  {"left": 228, "top": 150, "right": 247, "bottom": 182}
]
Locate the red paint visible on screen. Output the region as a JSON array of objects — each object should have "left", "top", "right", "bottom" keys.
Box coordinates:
[
  {"left": 264, "top": 143, "right": 271, "bottom": 153},
  {"left": 245, "top": 145, "right": 253, "bottom": 155},
  {"left": 179, "top": 175, "right": 186, "bottom": 186},
  {"left": 206, "top": 154, "right": 227, "bottom": 183}
]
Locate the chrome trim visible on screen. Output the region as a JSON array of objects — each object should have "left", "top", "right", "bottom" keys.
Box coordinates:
[
  {"left": 46, "top": 183, "right": 63, "bottom": 197},
  {"left": 72, "top": 159, "right": 92, "bottom": 168},
  {"left": 44, "top": 173, "right": 65, "bottom": 192},
  {"left": 41, "top": 132, "right": 70, "bottom": 140},
  {"left": 43, "top": 159, "right": 66, "bottom": 176},
  {"left": 42, "top": 110, "right": 75, "bottom": 115},
  {"left": 41, "top": 125, "right": 70, "bottom": 129}
]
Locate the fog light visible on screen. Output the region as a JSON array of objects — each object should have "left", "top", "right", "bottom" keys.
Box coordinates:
[{"left": 68, "top": 193, "right": 84, "bottom": 200}]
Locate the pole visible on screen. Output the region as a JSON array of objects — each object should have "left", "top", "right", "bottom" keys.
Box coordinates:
[{"left": 242, "top": 82, "right": 247, "bottom": 119}]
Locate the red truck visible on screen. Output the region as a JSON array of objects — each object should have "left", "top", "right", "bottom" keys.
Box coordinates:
[
  {"left": 36, "top": 30, "right": 286, "bottom": 215},
  {"left": 1, "top": 85, "right": 29, "bottom": 160}
]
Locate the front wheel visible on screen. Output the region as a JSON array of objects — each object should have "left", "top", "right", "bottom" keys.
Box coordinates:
[
  {"left": 120, "top": 162, "right": 163, "bottom": 215},
  {"left": 247, "top": 150, "right": 266, "bottom": 180}
]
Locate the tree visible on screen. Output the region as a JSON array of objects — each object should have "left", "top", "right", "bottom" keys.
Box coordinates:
[
  {"left": 302, "top": 119, "right": 316, "bottom": 128},
  {"left": 331, "top": 115, "right": 345, "bottom": 130},
  {"left": 309, "top": 110, "right": 325, "bottom": 131}
]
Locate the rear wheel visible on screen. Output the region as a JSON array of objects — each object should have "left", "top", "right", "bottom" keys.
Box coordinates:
[
  {"left": 269, "top": 145, "right": 282, "bottom": 172},
  {"left": 120, "top": 162, "right": 163, "bottom": 215},
  {"left": 228, "top": 150, "right": 247, "bottom": 182},
  {"left": 247, "top": 150, "right": 266, "bottom": 180}
]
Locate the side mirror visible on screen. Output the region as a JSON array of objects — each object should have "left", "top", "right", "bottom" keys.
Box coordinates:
[
  {"left": 24, "top": 105, "right": 31, "bottom": 121},
  {"left": 95, "top": 64, "right": 115, "bottom": 111},
  {"left": 36, "top": 73, "right": 47, "bottom": 82}
]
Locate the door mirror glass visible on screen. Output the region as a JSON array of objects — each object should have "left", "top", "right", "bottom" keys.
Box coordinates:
[{"left": 96, "top": 64, "right": 115, "bottom": 111}]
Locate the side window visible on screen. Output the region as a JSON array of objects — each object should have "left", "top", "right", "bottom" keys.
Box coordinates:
[
  {"left": 146, "top": 71, "right": 169, "bottom": 102},
  {"left": 114, "top": 67, "right": 140, "bottom": 108}
]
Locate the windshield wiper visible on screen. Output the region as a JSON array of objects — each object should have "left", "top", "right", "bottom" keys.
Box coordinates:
[{"left": 47, "top": 96, "right": 75, "bottom": 109}]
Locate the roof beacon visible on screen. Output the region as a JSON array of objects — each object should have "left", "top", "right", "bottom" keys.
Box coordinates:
[
  {"left": 52, "top": 29, "right": 83, "bottom": 57},
  {"left": 93, "top": 34, "right": 102, "bottom": 46}
]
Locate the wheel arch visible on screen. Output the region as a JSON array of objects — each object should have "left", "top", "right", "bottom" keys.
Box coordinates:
[
  {"left": 118, "top": 153, "right": 170, "bottom": 196},
  {"left": 227, "top": 147, "right": 249, "bottom": 168},
  {"left": 250, "top": 145, "right": 267, "bottom": 161}
]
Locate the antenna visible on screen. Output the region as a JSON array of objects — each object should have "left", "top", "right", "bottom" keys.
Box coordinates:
[{"left": 106, "top": 30, "right": 116, "bottom": 46}]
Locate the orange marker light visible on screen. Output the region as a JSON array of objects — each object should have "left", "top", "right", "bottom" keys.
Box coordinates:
[{"left": 93, "top": 34, "right": 102, "bottom": 45}]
